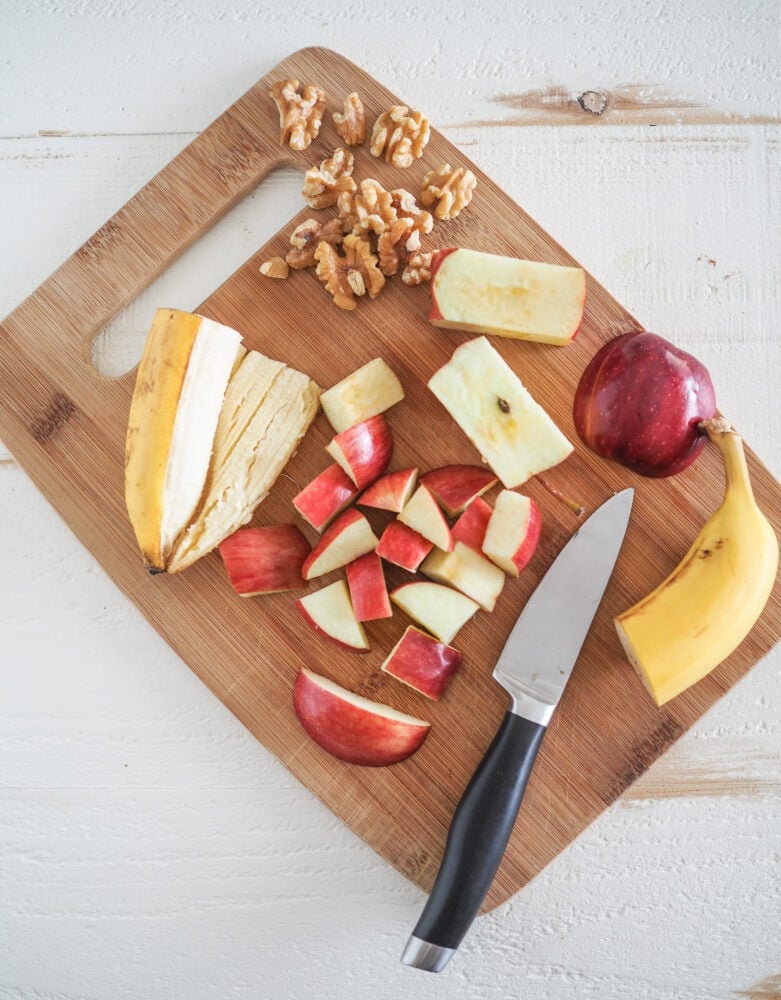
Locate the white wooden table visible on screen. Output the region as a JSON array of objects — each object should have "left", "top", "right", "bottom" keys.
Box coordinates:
[{"left": 1, "top": 3, "right": 779, "bottom": 998}]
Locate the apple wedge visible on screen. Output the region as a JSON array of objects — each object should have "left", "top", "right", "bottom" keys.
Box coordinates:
[
  {"left": 391, "top": 581, "right": 479, "bottom": 644},
  {"left": 451, "top": 496, "right": 493, "bottom": 553},
  {"left": 295, "top": 580, "right": 369, "bottom": 651},
  {"left": 397, "top": 485, "right": 453, "bottom": 552},
  {"left": 420, "top": 541, "right": 505, "bottom": 612},
  {"left": 429, "top": 247, "right": 585, "bottom": 345},
  {"left": 293, "top": 463, "right": 361, "bottom": 532},
  {"left": 359, "top": 467, "right": 418, "bottom": 513},
  {"left": 326, "top": 414, "right": 393, "bottom": 489},
  {"left": 418, "top": 464, "right": 497, "bottom": 517},
  {"left": 293, "top": 668, "right": 430, "bottom": 766},
  {"left": 302, "top": 508, "right": 378, "bottom": 580},
  {"left": 381, "top": 626, "right": 462, "bottom": 701},
  {"left": 319, "top": 357, "right": 405, "bottom": 433},
  {"left": 219, "top": 524, "right": 310, "bottom": 595},
  {"left": 428, "top": 336, "right": 573, "bottom": 488},
  {"left": 345, "top": 552, "right": 392, "bottom": 621},
  {"left": 482, "top": 490, "right": 542, "bottom": 577},
  {"left": 375, "top": 520, "right": 434, "bottom": 572}
]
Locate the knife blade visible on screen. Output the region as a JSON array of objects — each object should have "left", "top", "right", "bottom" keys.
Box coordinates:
[{"left": 401, "top": 488, "right": 634, "bottom": 973}]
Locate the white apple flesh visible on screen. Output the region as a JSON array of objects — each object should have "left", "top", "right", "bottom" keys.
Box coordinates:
[
  {"left": 293, "top": 463, "right": 361, "bottom": 531},
  {"left": 420, "top": 541, "right": 505, "bottom": 612},
  {"left": 375, "top": 520, "right": 434, "bottom": 572},
  {"left": 295, "top": 580, "right": 370, "bottom": 651},
  {"left": 428, "top": 336, "right": 573, "bottom": 488},
  {"left": 390, "top": 581, "right": 479, "bottom": 644},
  {"left": 482, "top": 490, "right": 542, "bottom": 577},
  {"left": 397, "top": 485, "right": 454, "bottom": 551},
  {"left": 319, "top": 358, "right": 405, "bottom": 434},
  {"left": 219, "top": 524, "right": 311, "bottom": 595},
  {"left": 326, "top": 414, "right": 394, "bottom": 489},
  {"left": 301, "top": 507, "right": 378, "bottom": 580},
  {"left": 293, "top": 668, "right": 430, "bottom": 766},
  {"left": 429, "top": 247, "right": 585, "bottom": 345},
  {"left": 381, "top": 626, "right": 462, "bottom": 701}
]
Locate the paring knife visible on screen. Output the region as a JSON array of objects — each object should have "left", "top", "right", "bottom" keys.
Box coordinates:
[{"left": 401, "top": 488, "right": 634, "bottom": 973}]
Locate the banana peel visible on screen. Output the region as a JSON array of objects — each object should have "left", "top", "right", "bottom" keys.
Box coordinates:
[
  {"left": 125, "top": 308, "right": 320, "bottom": 574},
  {"left": 615, "top": 418, "right": 778, "bottom": 705}
]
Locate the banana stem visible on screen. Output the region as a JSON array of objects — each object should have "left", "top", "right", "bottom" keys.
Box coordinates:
[{"left": 700, "top": 417, "right": 755, "bottom": 504}]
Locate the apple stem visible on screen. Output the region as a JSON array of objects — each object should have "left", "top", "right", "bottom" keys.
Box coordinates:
[{"left": 535, "top": 475, "right": 586, "bottom": 517}]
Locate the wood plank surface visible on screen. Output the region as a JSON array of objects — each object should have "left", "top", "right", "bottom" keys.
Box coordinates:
[{"left": 0, "top": 46, "right": 778, "bottom": 913}]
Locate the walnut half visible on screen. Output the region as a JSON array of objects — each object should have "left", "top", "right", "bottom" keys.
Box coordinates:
[
  {"left": 338, "top": 178, "right": 397, "bottom": 237},
  {"left": 315, "top": 235, "right": 386, "bottom": 311},
  {"left": 370, "top": 105, "right": 430, "bottom": 168},
  {"left": 302, "top": 148, "right": 357, "bottom": 209},
  {"left": 286, "top": 217, "right": 343, "bottom": 269},
  {"left": 332, "top": 92, "right": 366, "bottom": 146},
  {"left": 269, "top": 78, "right": 326, "bottom": 151},
  {"left": 421, "top": 163, "right": 477, "bottom": 220}
]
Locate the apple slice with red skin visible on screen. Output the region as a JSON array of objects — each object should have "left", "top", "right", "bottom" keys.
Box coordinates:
[
  {"left": 390, "top": 581, "right": 479, "bottom": 644},
  {"left": 482, "top": 491, "right": 542, "bottom": 577},
  {"left": 398, "top": 485, "right": 454, "bottom": 551},
  {"left": 419, "top": 465, "right": 498, "bottom": 517},
  {"left": 345, "top": 551, "right": 392, "bottom": 621},
  {"left": 302, "top": 507, "right": 378, "bottom": 580},
  {"left": 295, "top": 580, "right": 369, "bottom": 652},
  {"left": 381, "top": 626, "right": 462, "bottom": 701},
  {"left": 573, "top": 331, "right": 717, "bottom": 477},
  {"left": 420, "top": 541, "right": 505, "bottom": 612},
  {"left": 293, "top": 463, "right": 360, "bottom": 532},
  {"left": 358, "top": 466, "right": 419, "bottom": 513},
  {"left": 451, "top": 496, "right": 493, "bottom": 553},
  {"left": 325, "top": 414, "right": 393, "bottom": 489},
  {"left": 375, "top": 520, "right": 434, "bottom": 572},
  {"left": 293, "top": 668, "right": 430, "bottom": 766},
  {"left": 219, "top": 524, "right": 310, "bottom": 595}
]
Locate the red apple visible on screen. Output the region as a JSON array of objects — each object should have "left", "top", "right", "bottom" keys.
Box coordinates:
[
  {"left": 345, "top": 551, "right": 392, "bottom": 621},
  {"left": 451, "top": 496, "right": 493, "bottom": 552},
  {"left": 302, "top": 507, "right": 378, "bottom": 580},
  {"left": 295, "top": 580, "right": 369, "bottom": 651},
  {"left": 390, "top": 581, "right": 479, "bottom": 644},
  {"left": 573, "top": 331, "right": 717, "bottom": 477},
  {"left": 325, "top": 414, "right": 393, "bottom": 489},
  {"left": 219, "top": 524, "right": 310, "bottom": 595},
  {"left": 293, "top": 668, "right": 430, "bottom": 766},
  {"left": 293, "top": 464, "right": 360, "bottom": 531},
  {"left": 419, "top": 465, "right": 498, "bottom": 517},
  {"left": 358, "top": 466, "right": 419, "bottom": 513},
  {"left": 398, "top": 485, "right": 454, "bottom": 551},
  {"left": 482, "top": 491, "right": 541, "bottom": 577},
  {"left": 381, "top": 626, "right": 462, "bottom": 701},
  {"left": 375, "top": 520, "right": 434, "bottom": 572}
]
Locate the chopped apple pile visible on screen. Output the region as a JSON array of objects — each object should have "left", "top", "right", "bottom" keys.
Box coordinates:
[{"left": 214, "top": 353, "right": 554, "bottom": 767}]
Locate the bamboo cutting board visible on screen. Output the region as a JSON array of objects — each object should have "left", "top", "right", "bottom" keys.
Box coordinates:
[{"left": 0, "top": 48, "right": 779, "bottom": 913}]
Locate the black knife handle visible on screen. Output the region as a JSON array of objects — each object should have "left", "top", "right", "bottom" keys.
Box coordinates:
[{"left": 411, "top": 711, "right": 545, "bottom": 954}]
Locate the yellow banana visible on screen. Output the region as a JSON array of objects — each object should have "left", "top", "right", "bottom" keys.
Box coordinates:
[{"left": 614, "top": 418, "right": 778, "bottom": 706}]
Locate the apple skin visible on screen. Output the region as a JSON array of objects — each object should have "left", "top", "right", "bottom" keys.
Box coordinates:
[
  {"left": 345, "top": 551, "right": 392, "bottom": 621},
  {"left": 293, "top": 463, "right": 360, "bottom": 531},
  {"left": 326, "top": 414, "right": 394, "bottom": 489},
  {"left": 376, "top": 520, "right": 434, "bottom": 572},
  {"left": 358, "top": 466, "right": 419, "bottom": 513},
  {"left": 419, "top": 465, "right": 497, "bottom": 517},
  {"left": 451, "top": 496, "right": 493, "bottom": 552},
  {"left": 573, "top": 331, "right": 717, "bottom": 477},
  {"left": 381, "top": 626, "right": 462, "bottom": 701},
  {"left": 293, "top": 668, "right": 430, "bottom": 766},
  {"left": 219, "top": 524, "right": 311, "bottom": 595}
]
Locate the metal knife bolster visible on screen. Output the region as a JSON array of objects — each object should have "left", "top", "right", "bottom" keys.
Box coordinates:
[{"left": 502, "top": 681, "right": 557, "bottom": 727}]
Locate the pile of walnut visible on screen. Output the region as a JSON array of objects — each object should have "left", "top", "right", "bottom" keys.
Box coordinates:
[{"left": 261, "top": 79, "right": 477, "bottom": 312}]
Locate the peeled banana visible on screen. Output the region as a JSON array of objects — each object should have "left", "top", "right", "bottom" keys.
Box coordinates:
[
  {"left": 614, "top": 418, "right": 778, "bottom": 706},
  {"left": 125, "top": 308, "right": 320, "bottom": 574}
]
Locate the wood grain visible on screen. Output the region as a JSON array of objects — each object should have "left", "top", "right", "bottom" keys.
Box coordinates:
[{"left": 0, "top": 46, "right": 778, "bottom": 913}]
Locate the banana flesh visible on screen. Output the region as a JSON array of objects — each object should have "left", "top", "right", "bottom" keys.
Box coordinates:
[
  {"left": 615, "top": 418, "right": 778, "bottom": 706},
  {"left": 125, "top": 309, "right": 320, "bottom": 574}
]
